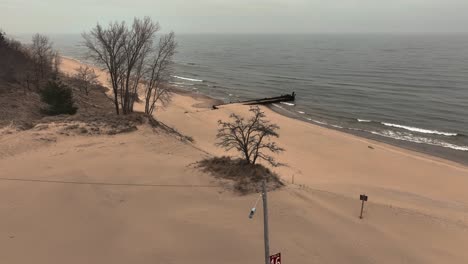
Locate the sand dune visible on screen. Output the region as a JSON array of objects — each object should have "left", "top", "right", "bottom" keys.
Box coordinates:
[{"left": 1, "top": 57, "right": 467, "bottom": 263}]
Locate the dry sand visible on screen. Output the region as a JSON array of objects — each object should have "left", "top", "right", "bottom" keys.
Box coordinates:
[{"left": 0, "top": 57, "right": 468, "bottom": 263}]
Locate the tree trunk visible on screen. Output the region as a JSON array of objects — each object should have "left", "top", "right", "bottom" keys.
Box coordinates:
[
  {"left": 244, "top": 148, "right": 251, "bottom": 164},
  {"left": 113, "top": 92, "right": 120, "bottom": 115}
]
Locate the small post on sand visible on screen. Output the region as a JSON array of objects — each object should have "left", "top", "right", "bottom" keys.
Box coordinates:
[
  {"left": 359, "top": 194, "right": 368, "bottom": 219},
  {"left": 262, "top": 179, "right": 270, "bottom": 264}
]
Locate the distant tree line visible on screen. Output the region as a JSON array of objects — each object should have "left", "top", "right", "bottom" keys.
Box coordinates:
[
  {"left": 82, "top": 17, "right": 177, "bottom": 115},
  {"left": 0, "top": 30, "right": 60, "bottom": 90},
  {"left": 0, "top": 30, "right": 76, "bottom": 115}
]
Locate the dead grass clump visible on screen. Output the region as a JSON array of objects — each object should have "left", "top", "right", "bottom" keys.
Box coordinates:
[{"left": 197, "top": 156, "right": 284, "bottom": 194}]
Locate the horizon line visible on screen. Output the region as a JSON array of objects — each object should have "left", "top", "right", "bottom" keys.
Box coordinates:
[{"left": 9, "top": 31, "right": 468, "bottom": 36}]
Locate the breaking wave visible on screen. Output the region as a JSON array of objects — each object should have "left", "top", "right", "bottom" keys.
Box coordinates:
[
  {"left": 331, "top": 124, "right": 344, "bottom": 129},
  {"left": 173, "top": 75, "right": 204, "bottom": 82},
  {"left": 169, "top": 81, "right": 195, "bottom": 86},
  {"left": 381, "top": 123, "right": 457, "bottom": 136},
  {"left": 370, "top": 130, "right": 468, "bottom": 151},
  {"left": 272, "top": 103, "right": 283, "bottom": 109},
  {"left": 312, "top": 120, "right": 327, "bottom": 125}
]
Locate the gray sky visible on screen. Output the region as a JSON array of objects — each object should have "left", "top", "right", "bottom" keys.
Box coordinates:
[{"left": 2, "top": 0, "right": 468, "bottom": 34}]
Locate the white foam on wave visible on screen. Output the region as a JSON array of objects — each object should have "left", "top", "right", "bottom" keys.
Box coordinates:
[
  {"left": 370, "top": 130, "right": 468, "bottom": 151},
  {"left": 382, "top": 123, "right": 457, "bottom": 136},
  {"left": 169, "top": 81, "right": 194, "bottom": 86},
  {"left": 298, "top": 111, "right": 305, "bottom": 114},
  {"left": 280, "top": 102, "right": 295, "bottom": 106},
  {"left": 357, "top": 119, "right": 372, "bottom": 123},
  {"left": 303, "top": 118, "right": 337, "bottom": 127},
  {"left": 331, "top": 124, "right": 344, "bottom": 129},
  {"left": 312, "top": 120, "right": 327, "bottom": 125},
  {"left": 272, "top": 104, "right": 283, "bottom": 109},
  {"left": 173, "top": 75, "right": 203, "bottom": 82}
]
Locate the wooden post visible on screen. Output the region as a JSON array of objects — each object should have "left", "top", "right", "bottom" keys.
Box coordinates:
[
  {"left": 359, "top": 194, "right": 368, "bottom": 219},
  {"left": 360, "top": 200, "right": 365, "bottom": 219}
]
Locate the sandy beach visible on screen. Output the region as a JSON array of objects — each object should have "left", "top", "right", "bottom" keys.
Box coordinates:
[{"left": 1, "top": 57, "right": 468, "bottom": 263}]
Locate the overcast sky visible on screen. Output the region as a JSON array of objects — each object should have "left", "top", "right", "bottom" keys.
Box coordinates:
[{"left": 2, "top": 0, "right": 468, "bottom": 34}]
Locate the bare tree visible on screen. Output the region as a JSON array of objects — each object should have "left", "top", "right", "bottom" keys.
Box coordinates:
[
  {"left": 82, "top": 17, "right": 161, "bottom": 115},
  {"left": 121, "top": 17, "right": 159, "bottom": 114},
  {"left": 143, "top": 32, "right": 177, "bottom": 115},
  {"left": 74, "top": 66, "right": 99, "bottom": 95},
  {"left": 216, "top": 106, "right": 284, "bottom": 166},
  {"left": 82, "top": 21, "right": 126, "bottom": 114},
  {"left": 30, "top": 34, "right": 54, "bottom": 86}
]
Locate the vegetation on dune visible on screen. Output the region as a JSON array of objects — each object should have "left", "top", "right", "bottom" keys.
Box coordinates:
[
  {"left": 40, "top": 79, "right": 77, "bottom": 115},
  {"left": 197, "top": 156, "right": 283, "bottom": 194},
  {"left": 199, "top": 106, "right": 285, "bottom": 193},
  {"left": 0, "top": 31, "right": 60, "bottom": 89},
  {"left": 1, "top": 30, "right": 81, "bottom": 118},
  {"left": 1, "top": 31, "right": 65, "bottom": 126},
  {"left": 0, "top": 28, "right": 180, "bottom": 138}
]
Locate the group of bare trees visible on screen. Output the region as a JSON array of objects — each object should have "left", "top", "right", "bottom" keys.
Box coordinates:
[
  {"left": 82, "top": 17, "right": 177, "bottom": 115},
  {"left": 0, "top": 31, "right": 59, "bottom": 90},
  {"left": 30, "top": 34, "right": 54, "bottom": 79},
  {"left": 27, "top": 34, "right": 60, "bottom": 88}
]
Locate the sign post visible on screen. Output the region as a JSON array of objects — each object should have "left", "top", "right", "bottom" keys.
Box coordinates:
[
  {"left": 269, "top": 253, "right": 281, "bottom": 264},
  {"left": 359, "top": 194, "right": 368, "bottom": 219}
]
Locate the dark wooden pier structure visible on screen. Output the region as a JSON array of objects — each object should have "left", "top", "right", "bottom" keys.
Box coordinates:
[{"left": 213, "top": 92, "right": 296, "bottom": 109}]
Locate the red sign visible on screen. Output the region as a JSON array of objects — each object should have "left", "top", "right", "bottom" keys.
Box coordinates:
[{"left": 270, "top": 253, "right": 281, "bottom": 264}]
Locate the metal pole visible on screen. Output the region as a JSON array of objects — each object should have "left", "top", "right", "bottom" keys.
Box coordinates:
[{"left": 262, "top": 179, "right": 270, "bottom": 264}]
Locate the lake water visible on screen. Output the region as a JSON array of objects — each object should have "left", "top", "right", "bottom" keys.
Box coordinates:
[{"left": 15, "top": 33, "right": 468, "bottom": 164}]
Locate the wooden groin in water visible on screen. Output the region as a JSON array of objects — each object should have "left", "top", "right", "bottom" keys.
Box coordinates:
[{"left": 213, "top": 92, "right": 296, "bottom": 109}]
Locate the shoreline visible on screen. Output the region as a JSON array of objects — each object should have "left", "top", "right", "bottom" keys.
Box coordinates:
[
  {"left": 268, "top": 103, "right": 468, "bottom": 167},
  {"left": 173, "top": 85, "right": 468, "bottom": 168},
  {"left": 60, "top": 56, "right": 467, "bottom": 169}
]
